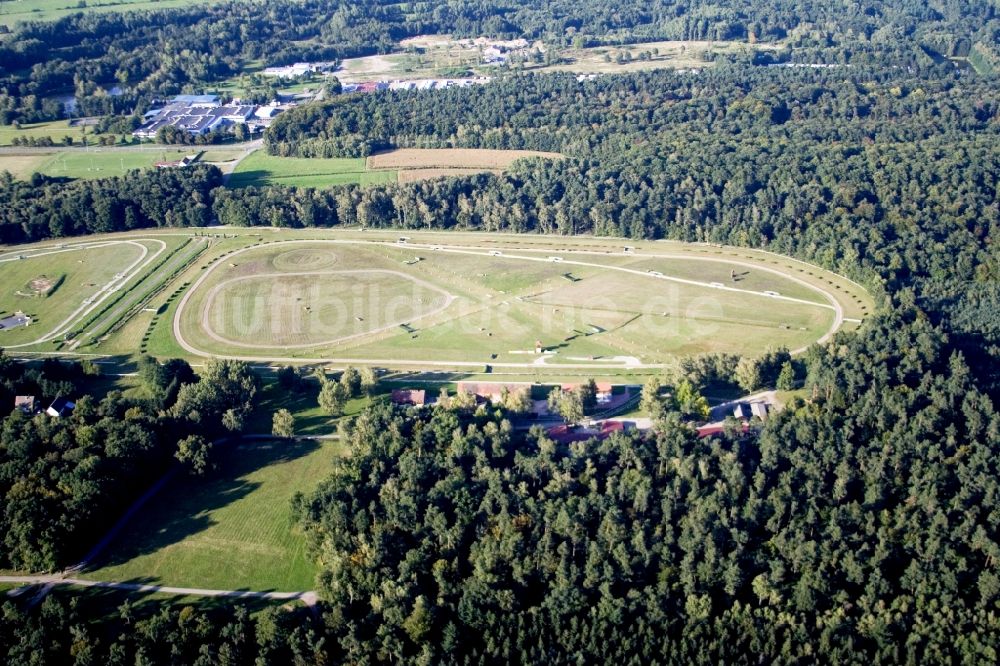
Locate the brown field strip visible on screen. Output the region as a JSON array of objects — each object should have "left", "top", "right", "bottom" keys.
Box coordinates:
[{"left": 366, "top": 148, "right": 564, "bottom": 171}]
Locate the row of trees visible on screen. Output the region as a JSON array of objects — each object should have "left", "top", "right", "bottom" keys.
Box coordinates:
[
  {"left": 0, "top": 166, "right": 221, "bottom": 244},
  {"left": 0, "top": 594, "right": 325, "bottom": 665}
]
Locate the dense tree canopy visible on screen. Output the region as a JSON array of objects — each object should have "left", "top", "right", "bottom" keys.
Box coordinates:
[{"left": 287, "top": 309, "right": 999, "bottom": 663}]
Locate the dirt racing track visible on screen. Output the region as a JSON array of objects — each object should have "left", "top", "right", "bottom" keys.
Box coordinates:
[
  {"left": 1, "top": 238, "right": 167, "bottom": 348},
  {"left": 172, "top": 238, "right": 861, "bottom": 369}
]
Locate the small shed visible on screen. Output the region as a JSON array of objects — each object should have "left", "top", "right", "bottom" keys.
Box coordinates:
[{"left": 46, "top": 397, "right": 76, "bottom": 418}]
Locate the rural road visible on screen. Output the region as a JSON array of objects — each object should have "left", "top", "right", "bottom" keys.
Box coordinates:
[
  {"left": 172, "top": 238, "right": 847, "bottom": 366},
  {"left": 0, "top": 575, "right": 316, "bottom": 604},
  {"left": 219, "top": 139, "right": 264, "bottom": 183}
]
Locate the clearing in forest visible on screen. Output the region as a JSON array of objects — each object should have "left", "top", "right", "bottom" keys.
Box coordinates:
[
  {"left": 81, "top": 438, "right": 341, "bottom": 592},
  {"left": 366, "top": 147, "right": 564, "bottom": 171}
]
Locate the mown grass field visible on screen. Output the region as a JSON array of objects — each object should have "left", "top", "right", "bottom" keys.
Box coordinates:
[
  {"left": 0, "top": 120, "right": 115, "bottom": 147},
  {"left": 2, "top": 228, "right": 872, "bottom": 377},
  {"left": 82, "top": 438, "right": 342, "bottom": 591},
  {"left": 0, "top": 153, "right": 49, "bottom": 179},
  {"left": 0, "top": 241, "right": 147, "bottom": 346},
  {"left": 229, "top": 148, "right": 563, "bottom": 188},
  {"left": 35, "top": 149, "right": 195, "bottom": 180},
  {"left": 229, "top": 151, "right": 397, "bottom": 188}
]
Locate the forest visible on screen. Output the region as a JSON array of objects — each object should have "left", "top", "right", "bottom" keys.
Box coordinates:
[
  {"left": 1, "top": 0, "right": 999, "bottom": 662},
  {"left": 0, "top": 0, "right": 998, "bottom": 123},
  {"left": 4, "top": 308, "right": 996, "bottom": 663},
  {"left": 283, "top": 309, "right": 1000, "bottom": 663},
  {"left": 0, "top": 167, "right": 220, "bottom": 243}
]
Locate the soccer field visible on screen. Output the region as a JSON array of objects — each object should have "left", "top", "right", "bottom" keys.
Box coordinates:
[
  {"left": 228, "top": 151, "right": 398, "bottom": 188},
  {"left": 81, "top": 438, "right": 342, "bottom": 592},
  {"left": 35, "top": 149, "right": 195, "bottom": 180}
]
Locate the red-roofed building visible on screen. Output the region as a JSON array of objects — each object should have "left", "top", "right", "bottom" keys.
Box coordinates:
[{"left": 391, "top": 389, "right": 427, "bottom": 406}]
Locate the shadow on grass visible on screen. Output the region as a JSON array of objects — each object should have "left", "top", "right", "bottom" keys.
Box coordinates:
[{"left": 86, "top": 438, "right": 320, "bottom": 572}]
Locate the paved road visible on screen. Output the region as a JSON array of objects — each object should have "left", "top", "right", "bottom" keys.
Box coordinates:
[
  {"left": 172, "top": 238, "right": 845, "bottom": 367},
  {"left": 0, "top": 140, "right": 262, "bottom": 156},
  {"left": 219, "top": 139, "right": 264, "bottom": 183}
]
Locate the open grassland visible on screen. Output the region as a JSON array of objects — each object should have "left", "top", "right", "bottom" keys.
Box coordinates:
[
  {"left": 0, "top": 0, "right": 231, "bottom": 26},
  {"left": 206, "top": 270, "right": 451, "bottom": 348},
  {"left": 229, "top": 147, "right": 563, "bottom": 189},
  {"left": 229, "top": 150, "right": 397, "bottom": 188},
  {"left": 335, "top": 36, "right": 784, "bottom": 82},
  {"left": 533, "top": 39, "right": 783, "bottom": 74},
  {"left": 367, "top": 147, "right": 563, "bottom": 170},
  {"left": 174, "top": 237, "right": 849, "bottom": 364},
  {"left": 0, "top": 240, "right": 148, "bottom": 346},
  {"left": 0, "top": 120, "right": 116, "bottom": 146},
  {"left": 82, "top": 438, "right": 342, "bottom": 592},
  {"left": 36, "top": 148, "right": 195, "bottom": 180},
  {"left": 0, "top": 153, "right": 49, "bottom": 179},
  {"left": 2, "top": 228, "right": 871, "bottom": 376}
]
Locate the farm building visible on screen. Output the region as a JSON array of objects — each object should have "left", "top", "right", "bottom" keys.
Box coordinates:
[
  {"left": 733, "top": 401, "right": 770, "bottom": 422},
  {"left": 262, "top": 62, "right": 335, "bottom": 78},
  {"left": 391, "top": 389, "right": 427, "bottom": 407},
  {"left": 560, "top": 381, "right": 613, "bottom": 402},
  {"left": 14, "top": 396, "right": 37, "bottom": 415},
  {"left": 154, "top": 154, "right": 199, "bottom": 168},
  {"left": 0, "top": 312, "right": 31, "bottom": 330},
  {"left": 46, "top": 396, "right": 75, "bottom": 418},
  {"left": 134, "top": 96, "right": 256, "bottom": 138}
]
